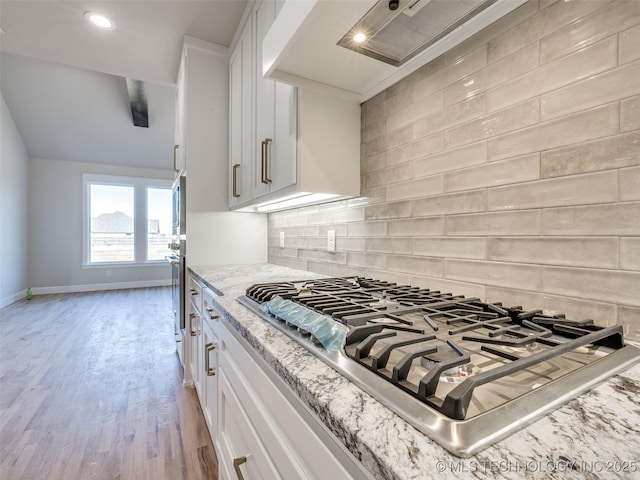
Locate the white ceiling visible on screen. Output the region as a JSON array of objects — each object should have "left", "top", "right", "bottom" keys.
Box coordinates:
[{"left": 0, "top": 0, "right": 248, "bottom": 170}]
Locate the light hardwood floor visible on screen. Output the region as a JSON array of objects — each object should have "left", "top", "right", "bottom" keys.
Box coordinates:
[{"left": 0, "top": 287, "right": 217, "bottom": 480}]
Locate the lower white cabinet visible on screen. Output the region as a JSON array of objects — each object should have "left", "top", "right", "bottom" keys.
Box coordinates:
[{"left": 215, "top": 318, "right": 369, "bottom": 480}]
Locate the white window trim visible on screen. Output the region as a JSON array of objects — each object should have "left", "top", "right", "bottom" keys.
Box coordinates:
[{"left": 82, "top": 173, "right": 172, "bottom": 267}]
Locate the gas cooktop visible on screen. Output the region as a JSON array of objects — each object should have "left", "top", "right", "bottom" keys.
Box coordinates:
[{"left": 237, "top": 276, "right": 640, "bottom": 457}]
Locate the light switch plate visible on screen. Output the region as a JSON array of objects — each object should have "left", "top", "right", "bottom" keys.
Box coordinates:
[
  {"left": 280, "top": 231, "right": 285, "bottom": 248},
  {"left": 327, "top": 229, "right": 336, "bottom": 253}
]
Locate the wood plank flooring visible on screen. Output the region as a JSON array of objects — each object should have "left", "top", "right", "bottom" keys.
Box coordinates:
[{"left": 0, "top": 287, "right": 217, "bottom": 480}]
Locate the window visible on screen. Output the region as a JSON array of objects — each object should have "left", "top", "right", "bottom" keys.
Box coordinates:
[{"left": 84, "top": 174, "right": 172, "bottom": 265}]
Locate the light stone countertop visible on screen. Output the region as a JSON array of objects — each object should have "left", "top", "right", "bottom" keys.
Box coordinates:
[{"left": 190, "top": 263, "right": 640, "bottom": 480}]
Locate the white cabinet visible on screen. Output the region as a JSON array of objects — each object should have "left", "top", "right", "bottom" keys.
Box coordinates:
[
  {"left": 228, "top": 1, "right": 361, "bottom": 212},
  {"left": 229, "top": 20, "right": 254, "bottom": 206},
  {"left": 174, "top": 60, "right": 186, "bottom": 173},
  {"left": 186, "top": 273, "right": 204, "bottom": 389},
  {"left": 201, "top": 288, "right": 221, "bottom": 440},
  {"left": 215, "top": 317, "right": 370, "bottom": 480}
]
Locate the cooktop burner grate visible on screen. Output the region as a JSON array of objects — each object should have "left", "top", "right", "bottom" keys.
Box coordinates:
[{"left": 238, "top": 276, "right": 639, "bottom": 456}]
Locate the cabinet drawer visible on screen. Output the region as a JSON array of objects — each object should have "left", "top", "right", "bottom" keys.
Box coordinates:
[
  {"left": 188, "top": 274, "right": 204, "bottom": 314},
  {"left": 218, "top": 369, "right": 279, "bottom": 480},
  {"left": 202, "top": 288, "right": 222, "bottom": 327}
]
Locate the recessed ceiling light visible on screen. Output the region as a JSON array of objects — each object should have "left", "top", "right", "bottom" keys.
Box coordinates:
[
  {"left": 84, "top": 12, "right": 115, "bottom": 30},
  {"left": 353, "top": 32, "right": 367, "bottom": 44}
]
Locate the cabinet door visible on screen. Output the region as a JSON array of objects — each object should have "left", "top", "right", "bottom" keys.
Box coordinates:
[
  {"left": 253, "top": 0, "right": 296, "bottom": 199},
  {"left": 229, "top": 21, "right": 253, "bottom": 207},
  {"left": 202, "top": 322, "right": 219, "bottom": 438},
  {"left": 218, "top": 370, "right": 279, "bottom": 480}
]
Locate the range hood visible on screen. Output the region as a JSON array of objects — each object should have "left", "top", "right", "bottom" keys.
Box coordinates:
[
  {"left": 263, "top": 0, "right": 527, "bottom": 102},
  {"left": 338, "top": 0, "right": 499, "bottom": 67}
]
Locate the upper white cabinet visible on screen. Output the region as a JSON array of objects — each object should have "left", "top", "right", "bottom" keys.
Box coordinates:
[
  {"left": 174, "top": 63, "right": 186, "bottom": 173},
  {"left": 229, "top": 0, "right": 361, "bottom": 212}
]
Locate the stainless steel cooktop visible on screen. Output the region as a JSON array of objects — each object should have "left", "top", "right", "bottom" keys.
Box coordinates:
[{"left": 237, "top": 276, "right": 640, "bottom": 457}]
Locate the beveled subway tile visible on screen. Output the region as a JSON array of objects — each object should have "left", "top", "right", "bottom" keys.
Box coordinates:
[
  {"left": 383, "top": 83, "right": 415, "bottom": 116},
  {"left": 445, "top": 259, "right": 541, "bottom": 291},
  {"left": 617, "top": 305, "right": 640, "bottom": 340},
  {"left": 283, "top": 237, "right": 308, "bottom": 249},
  {"left": 294, "top": 225, "right": 320, "bottom": 238},
  {"left": 445, "top": 99, "right": 539, "bottom": 148},
  {"left": 414, "top": 46, "right": 487, "bottom": 100},
  {"left": 488, "top": 103, "right": 619, "bottom": 161},
  {"left": 414, "top": 141, "right": 487, "bottom": 178},
  {"left": 487, "top": 170, "right": 618, "bottom": 210},
  {"left": 346, "top": 252, "right": 386, "bottom": 270},
  {"left": 620, "top": 237, "right": 640, "bottom": 271},
  {"left": 318, "top": 224, "right": 347, "bottom": 236},
  {"left": 411, "top": 275, "right": 486, "bottom": 299},
  {"left": 413, "top": 237, "right": 487, "bottom": 260},
  {"left": 486, "top": 287, "right": 617, "bottom": 327},
  {"left": 386, "top": 255, "right": 443, "bottom": 277},
  {"left": 362, "top": 117, "right": 386, "bottom": 144},
  {"left": 620, "top": 24, "right": 640, "bottom": 64},
  {"left": 387, "top": 134, "right": 444, "bottom": 166},
  {"left": 312, "top": 206, "right": 365, "bottom": 225},
  {"left": 621, "top": 95, "right": 640, "bottom": 133},
  {"left": 362, "top": 90, "right": 386, "bottom": 122},
  {"left": 299, "top": 249, "right": 346, "bottom": 263},
  {"left": 387, "top": 217, "right": 445, "bottom": 236},
  {"left": 365, "top": 201, "right": 412, "bottom": 220},
  {"left": 412, "top": 189, "right": 486, "bottom": 217},
  {"left": 539, "top": 0, "right": 639, "bottom": 65},
  {"left": 362, "top": 163, "right": 413, "bottom": 190},
  {"left": 383, "top": 125, "right": 414, "bottom": 151},
  {"left": 413, "top": 95, "right": 486, "bottom": 137},
  {"left": 347, "top": 221, "right": 387, "bottom": 237},
  {"left": 307, "top": 261, "right": 364, "bottom": 278},
  {"left": 336, "top": 237, "right": 365, "bottom": 252},
  {"left": 269, "top": 255, "right": 308, "bottom": 271},
  {"left": 445, "top": 43, "right": 539, "bottom": 107},
  {"left": 542, "top": 202, "right": 640, "bottom": 235},
  {"left": 487, "top": 237, "right": 619, "bottom": 269},
  {"left": 445, "top": 154, "right": 540, "bottom": 192},
  {"left": 541, "top": 61, "right": 640, "bottom": 121},
  {"left": 386, "top": 175, "right": 444, "bottom": 202},
  {"left": 268, "top": 246, "right": 298, "bottom": 258},
  {"left": 542, "top": 266, "right": 640, "bottom": 307},
  {"left": 446, "top": 210, "right": 542, "bottom": 236},
  {"left": 487, "top": 36, "right": 617, "bottom": 112},
  {"left": 387, "top": 91, "right": 444, "bottom": 132},
  {"left": 540, "top": 131, "right": 640, "bottom": 178},
  {"left": 444, "top": 0, "right": 539, "bottom": 63},
  {"left": 487, "top": 0, "right": 608, "bottom": 63},
  {"left": 620, "top": 166, "right": 640, "bottom": 201},
  {"left": 365, "top": 237, "right": 412, "bottom": 254}
]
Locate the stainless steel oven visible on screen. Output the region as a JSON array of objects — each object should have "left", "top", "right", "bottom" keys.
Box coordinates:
[{"left": 167, "top": 175, "right": 186, "bottom": 338}]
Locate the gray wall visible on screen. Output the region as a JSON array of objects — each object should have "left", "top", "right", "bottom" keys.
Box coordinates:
[
  {"left": 268, "top": 0, "right": 640, "bottom": 339},
  {"left": 0, "top": 92, "right": 29, "bottom": 307},
  {"left": 28, "top": 157, "right": 174, "bottom": 292}
]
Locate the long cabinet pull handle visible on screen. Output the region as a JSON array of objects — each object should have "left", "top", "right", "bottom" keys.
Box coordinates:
[
  {"left": 189, "top": 313, "right": 198, "bottom": 336},
  {"left": 191, "top": 289, "right": 199, "bottom": 296},
  {"left": 233, "top": 456, "right": 248, "bottom": 480},
  {"left": 206, "top": 308, "right": 220, "bottom": 320},
  {"left": 232, "top": 164, "right": 240, "bottom": 198},
  {"left": 264, "top": 138, "right": 272, "bottom": 184},
  {"left": 173, "top": 144, "right": 180, "bottom": 172},
  {"left": 205, "top": 343, "right": 217, "bottom": 376},
  {"left": 260, "top": 140, "right": 268, "bottom": 184}
]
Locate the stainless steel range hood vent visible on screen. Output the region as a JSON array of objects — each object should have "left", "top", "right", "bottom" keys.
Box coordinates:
[{"left": 338, "top": 0, "right": 498, "bottom": 66}]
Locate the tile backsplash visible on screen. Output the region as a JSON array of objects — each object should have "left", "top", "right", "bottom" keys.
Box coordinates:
[{"left": 268, "top": 0, "right": 640, "bottom": 339}]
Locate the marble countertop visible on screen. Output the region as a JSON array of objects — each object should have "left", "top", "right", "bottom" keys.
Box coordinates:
[{"left": 190, "top": 263, "right": 640, "bottom": 480}]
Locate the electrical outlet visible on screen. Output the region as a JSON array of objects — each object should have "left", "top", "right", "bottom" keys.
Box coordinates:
[
  {"left": 327, "top": 229, "right": 336, "bottom": 253},
  {"left": 280, "top": 231, "right": 285, "bottom": 248}
]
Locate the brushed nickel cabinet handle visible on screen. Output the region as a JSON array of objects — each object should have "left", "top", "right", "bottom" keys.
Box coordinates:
[
  {"left": 232, "top": 164, "right": 240, "bottom": 198},
  {"left": 205, "top": 342, "right": 216, "bottom": 376},
  {"left": 191, "top": 289, "right": 199, "bottom": 296},
  {"left": 189, "top": 313, "right": 198, "bottom": 336},
  {"left": 233, "top": 456, "right": 248, "bottom": 480},
  {"left": 260, "top": 140, "right": 268, "bottom": 184},
  {"left": 206, "top": 308, "right": 220, "bottom": 320},
  {"left": 264, "top": 138, "right": 272, "bottom": 184},
  {"left": 173, "top": 144, "right": 180, "bottom": 172}
]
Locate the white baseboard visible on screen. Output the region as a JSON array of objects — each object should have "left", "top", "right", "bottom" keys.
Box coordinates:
[
  {"left": 1, "top": 289, "right": 28, "bottom": 309},
  {"left": 32, "top": 279, "right": 171, "bottom": 295}
]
